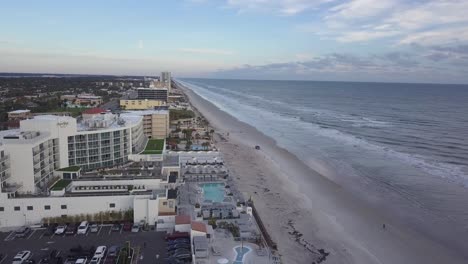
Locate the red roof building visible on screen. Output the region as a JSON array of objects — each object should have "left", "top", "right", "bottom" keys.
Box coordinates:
[
  {"left": 82, "top": 107, "right": 106, "bottom": 115},
  {"left": 191, "top": 221, "right": 207, "bottom": 233},
  {"left": 175, "top": 215, "right": 191, "bottom": 225}
]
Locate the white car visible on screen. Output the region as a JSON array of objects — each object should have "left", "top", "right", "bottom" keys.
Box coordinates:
[
  {"left": 12, "top": 251, "right": 31, "bottom": 264},
  {"left": 89, "top": 256, "right": 100, "bottom": 264},
  {"left": 93, "top": 246, "right": 107, "bottom": 259},
  {"left": 55, "top": 225, "right": 67, "bottom": 235},
  {"left": 75, "top": 258, "right": 87, "bottom": 264},
  {"left": 77, "top": 221, "right": 89, "bottom": 235},
  {"left": 90, "top": 224, "right": 99, "bottom": 233},
  {"left": 131, "top": 224, "right": 140, "bottom": 233}
]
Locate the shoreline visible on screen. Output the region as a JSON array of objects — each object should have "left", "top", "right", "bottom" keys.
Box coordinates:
[{"left": 175, "top": 81, "right": 466, "bottom": 264}]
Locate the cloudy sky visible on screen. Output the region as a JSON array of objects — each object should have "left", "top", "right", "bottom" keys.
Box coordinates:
[{"left": 1, "top": 0, "right": 468, "bottom": 84}]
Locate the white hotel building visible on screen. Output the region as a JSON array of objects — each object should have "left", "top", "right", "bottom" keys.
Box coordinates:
[{"left": 0, "top": 110, "right": 179, "bottom": 229}]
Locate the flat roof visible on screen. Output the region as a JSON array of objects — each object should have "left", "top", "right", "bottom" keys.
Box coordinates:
[
  {"left": 123, "top": 109, "right": 169, "bottom": 115},
  {"left": 8, "top": 109, "right": 30, "bottom": 114},
  {"left": 77, "top": 113, "right": 142, "bottom": 132},
  {"left": 175, "top": 215, "right": 191, "bottom": 225}
]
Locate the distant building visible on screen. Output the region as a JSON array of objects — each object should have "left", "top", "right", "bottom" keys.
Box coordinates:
[
  {"left": 120, "top": 99, "right": 167, "bottom": 110},
  {"left": 61, "top": 93, "right": 103, "bottom": 107},
  {"left": 125, "top": 110, "right": 170, "bottom": 139},
  {"left": 137, "top": 88, "right": 168, "bottom": 101},
  {"left": 8, "top": 110, "right": 32, "bottom": 121},
  {"left": 160, "top": 72, "right": 171, "bottom": 92}
]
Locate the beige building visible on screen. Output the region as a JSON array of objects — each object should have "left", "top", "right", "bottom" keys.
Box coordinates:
[
  {"left": 124, "top": 110, "right": 169, "bottom": 139},
  {"left": 120, "top": 99, "right": 167, "bottom": 110}
]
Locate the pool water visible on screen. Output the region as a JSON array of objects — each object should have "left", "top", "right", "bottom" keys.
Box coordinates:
[
  {"left": 233, "top": 246, "right": 251, "bottom": 264},
  {"left": 201, "top": 183, "right": 225, "bottom": 203}
]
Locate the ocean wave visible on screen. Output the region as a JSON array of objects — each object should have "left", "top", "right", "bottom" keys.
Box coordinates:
[{"left": 178, "top": 79, "right": 468, "bottom": 187}]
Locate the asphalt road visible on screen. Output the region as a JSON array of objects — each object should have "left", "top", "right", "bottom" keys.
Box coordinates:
[{"left": 0, "top": 226, "right": 168, "bottom": 264}]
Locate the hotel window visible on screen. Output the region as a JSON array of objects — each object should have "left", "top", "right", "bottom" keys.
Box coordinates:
[
  {"left": 61, "top": 205, "right": 67, "bottom": 209},
  {"left": 109, "top": 203, "right": 115, "bottom": 208},
  {"left": 44, "top": 205, "right": 51, "bottom": 210},
  {"left": 163, "top": 202, "right": 167, "bottom": 206},
  {"left": 27, "top": 206, "right": 33, "bottom": 211},
  {"left": 0, "top": 207, "right": 4, "bottom": 211},
  {"left": 14, "top": 206, "right": 20, "bottom": 211}
]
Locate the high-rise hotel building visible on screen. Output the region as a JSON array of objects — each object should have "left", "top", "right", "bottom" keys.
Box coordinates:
[{"left": 0, "top": 109, "right": 147, "bottom": 195}]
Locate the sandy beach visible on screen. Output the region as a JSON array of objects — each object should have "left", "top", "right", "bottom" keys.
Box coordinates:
[{"left": 177, "top": 82, "right": 466, "bottom": 264}]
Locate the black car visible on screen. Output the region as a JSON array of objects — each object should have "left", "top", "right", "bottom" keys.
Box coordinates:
[
  {"left": 65, "top": 224, "right": 77, "bottom": 235},
  {"left": 111, "top": 223, "right": 121, "bottom": 232},
  {"left": 167, "top": 243, "right": 191, "bottom": 251},
  {"left": 43, "top": 225, "right": 57, "bottom": 236}
]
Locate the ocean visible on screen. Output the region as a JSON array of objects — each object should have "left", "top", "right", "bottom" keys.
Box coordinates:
[{"left": 178, "top": 78, "right": 468, "bottom": 255}]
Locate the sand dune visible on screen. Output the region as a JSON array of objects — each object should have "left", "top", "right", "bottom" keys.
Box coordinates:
[{"left": 179, "top": 84, "right": 465, "bottom": 264}]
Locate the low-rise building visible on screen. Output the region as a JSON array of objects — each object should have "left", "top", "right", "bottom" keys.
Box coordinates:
[
  {"left": 7, "top": 110, "right": 32, "bottom": 121},
  {"left": 61, "top": 94, "right": 103, "bottom": 107}
]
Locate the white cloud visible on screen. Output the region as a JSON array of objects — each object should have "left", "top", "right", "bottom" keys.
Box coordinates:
[
  {"left": 337, "top": 30, "right": 400, "bottom": 42},
  {"left": 226, "top": 0, "right": 333, "bottom": 15},
  {"left": 399, "top": 26, "right": 468, "bottom": 45},
  {"left": 327, "top": 0, "right": 398, "bottom": 20},
  {"left": 302, "top": 0, "right": 468, "bottom": 45},
  {"left": 138, "top": 40, "right": 144, "bottom": 49},
  {"left": 178, "top": 48, "right": 234, "bottom": 55}
]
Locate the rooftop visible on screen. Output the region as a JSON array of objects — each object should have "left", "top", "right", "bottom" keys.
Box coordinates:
[
  {"left": 175, "top": 215, "right": 191, "bottom": 225},
  {"left": 8, "top": 109, "right": 31, "bottom": 114},
  {"left": 77, "top": 112, "right": 142, "bottom": 131},
  {"left": 82, "top": 107, "right": 106, "bottom": 115},
  {"left": 191, "top": 221, "right": 207, "bottom": 233}
]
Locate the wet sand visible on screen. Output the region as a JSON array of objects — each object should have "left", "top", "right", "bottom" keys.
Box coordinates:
[{"left": 177, "top": 82, "right": 465, "bottom": 264}]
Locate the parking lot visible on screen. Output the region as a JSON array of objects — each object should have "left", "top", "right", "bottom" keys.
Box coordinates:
[{"left": 0, "top": 225, "right": 168, "bottom": 264}]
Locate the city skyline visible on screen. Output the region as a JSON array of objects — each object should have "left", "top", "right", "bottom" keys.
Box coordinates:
[{"left": 1, "top": 0, "right": 468, "bottom": 84}]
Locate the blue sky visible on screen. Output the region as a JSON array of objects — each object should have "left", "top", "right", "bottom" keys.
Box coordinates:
[{"left": 1, "top": 0, "right": 468, "bottom": 83}]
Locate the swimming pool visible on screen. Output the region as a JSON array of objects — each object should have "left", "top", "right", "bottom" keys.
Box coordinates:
[
  {"left": 201, "top": 183, "right": 225, "bottom": 203},
  {"left": 233, "top": 246, "right": 251, "bottom": 264}
]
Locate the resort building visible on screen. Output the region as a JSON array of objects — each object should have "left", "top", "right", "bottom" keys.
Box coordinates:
[
  {"left": 119, "top": 99, "right": 167, "bottom": 110},
  {"left": 137, "top": 88, "right": 168, "bottom": 101},
  {"left": 0, "top": 110, "right": 147, "bottom": 195}
]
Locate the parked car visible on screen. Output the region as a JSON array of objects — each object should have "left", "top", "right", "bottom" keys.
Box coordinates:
[
  {"left": 167, "top": 243, "right": 190, "bottom": 251},
  {"left": 55, "top": 225, "right": 67, "bottom": 235},
  {"left": 77, "top": 221, "right": 89, "bottom": 235},
  {"left": 122, "top": 223, "right": 132, "bottom": 232},
  {"left": 89, "top": 224, "right": 99, "bottom": 233},
  {"left": 75, "top": 258, "right": 87, "bottom": 264},
  {"left": 12, "top": 251, "right": 32, "bottom": 264},
  {"left": 165, "top": 232, "right": 190, "bottom": 241},
  {"left": 110, "top": 223, "right": 121, "bottom": 232},
  {"left": 43, "top": 225, "right": 56, "bottom": 236},
  {"left": 89, "top": 256, "right": 100, "bottom": 264},
  {"left": 93, "top": 246, "right": 107, "bottom": 259},
  {"left": 65, "top": 224, "right": 77, "bottom": 235},
  {"left": 15, "top": 227, "right": 31, "bottom": 238},
  {"left": 107, "top": 246, "right": 120, "bottom": 258},
  {"left": 131, "top": 224, "right": 140, "bottom": 233}
]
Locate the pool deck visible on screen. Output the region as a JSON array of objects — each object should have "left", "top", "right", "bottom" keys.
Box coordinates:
[{"left": 208, "top": 229, "right": 270, "bottom": 264}]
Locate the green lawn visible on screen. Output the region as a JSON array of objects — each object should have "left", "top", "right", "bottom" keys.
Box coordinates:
[
  {"left": 141, "top": 139, "right": 164, "bottom": 154},
  {"left": 56, "top": 166, "right": 81, "bottom": 172},
  {"left": 51, "top": 179, "right": 71, "bottom": 191}
]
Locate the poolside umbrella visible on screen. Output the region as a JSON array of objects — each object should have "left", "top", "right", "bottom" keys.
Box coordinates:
[{"left": 217, "top": 258, "right": 229, "bottom": 264}]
